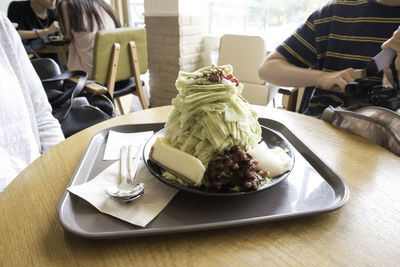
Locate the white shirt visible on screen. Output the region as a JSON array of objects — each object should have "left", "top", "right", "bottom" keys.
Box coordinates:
[{"left": 0, "top": 13, "right": 64, "bottom": 192}]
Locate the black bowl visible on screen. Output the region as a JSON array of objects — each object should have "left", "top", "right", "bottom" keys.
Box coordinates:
[{"left": 143, "top": 126, "right": 294, "bottom": 197}]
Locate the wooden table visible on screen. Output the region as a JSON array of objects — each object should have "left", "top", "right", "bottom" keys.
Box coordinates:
[
  {"left": 1, "top": 106, "right": 400, "bottom": 266},
  {"left": 36, "top": 43, "right": 69, "bottom": 67}
]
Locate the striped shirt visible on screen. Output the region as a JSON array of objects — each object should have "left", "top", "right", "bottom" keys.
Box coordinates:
[{"left": 276, "top": 0, "right": 400, "bottom": 116}]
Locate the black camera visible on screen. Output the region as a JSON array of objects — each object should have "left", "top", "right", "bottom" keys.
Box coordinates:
[{"left": 344, "top": 78, "right": 400, "bottom": 110}]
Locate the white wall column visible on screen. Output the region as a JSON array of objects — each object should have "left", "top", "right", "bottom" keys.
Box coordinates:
[{"left": 145, "top": 0, "right": 209, "bottom": 107}]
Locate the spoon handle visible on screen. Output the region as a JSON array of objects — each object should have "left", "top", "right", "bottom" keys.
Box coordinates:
[
  {"left": 128, "top": 144, "right": 143, "bottom": 184},
  {"left": 120, "top": 146, "right": 128, "bottom": 183}
]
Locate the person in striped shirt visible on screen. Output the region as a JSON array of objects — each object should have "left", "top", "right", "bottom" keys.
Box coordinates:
[{"left": 259, "top": 0, "right": 400, "bottom": 116}]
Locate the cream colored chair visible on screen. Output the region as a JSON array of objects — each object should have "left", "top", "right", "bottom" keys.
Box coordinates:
[
  {"left": 217, "top": 34, "right": 278, "bottom": 106},
  {"left": 92, "top": 27, "right": 148, "bottom": 114}
]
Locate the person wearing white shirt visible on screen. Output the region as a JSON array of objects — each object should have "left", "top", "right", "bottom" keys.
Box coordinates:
[{"left": 0, "top": 13, "right": 64, "bottom": 192}]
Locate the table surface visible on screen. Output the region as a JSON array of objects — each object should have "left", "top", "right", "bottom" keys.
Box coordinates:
[
  {"left": 36, "top": 43, "right": 69, "bottom": 67},
  {"left": 36, "top": 43, "right": 69, "bottom": 54},
  {"left": 1, "top": 105, "right": 400, "bottom": 266}
]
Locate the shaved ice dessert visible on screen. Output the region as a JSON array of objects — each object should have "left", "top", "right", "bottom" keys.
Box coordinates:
[
  {"left": 165, "top": 65, "right": 261, "bottom": 167},
  {"left": 149, "top": 65, "right": 292, "bottom": 192}
]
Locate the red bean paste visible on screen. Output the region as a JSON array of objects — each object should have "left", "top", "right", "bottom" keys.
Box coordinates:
[{"left": 206, "top": 145, "right": 268, "bottom": 192}]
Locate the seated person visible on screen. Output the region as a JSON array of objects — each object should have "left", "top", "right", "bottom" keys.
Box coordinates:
[
  {"left": 7, "top": 0, "right": 60, "bottom": 59},
  {"left": 57, "top": 0, "right": 120, "bottom": 77},
  {"left": 7, "top": 0, "right": 60, "bottom": 40},
  {"left": 258, "top": 0, "right": 400, "bottom": 116},
  {"left": 0, "top": 13, "right": 64, "bottom": 192}
]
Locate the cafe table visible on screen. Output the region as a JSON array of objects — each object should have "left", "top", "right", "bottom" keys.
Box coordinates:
[
  {"left": 36, "top": 43, "right": 69, "bottom": 66},
  {"left": 1, "top": 105, "right": 400, "bottom": 266}
]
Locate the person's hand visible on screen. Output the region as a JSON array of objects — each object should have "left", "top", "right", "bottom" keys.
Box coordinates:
[
  {"left": 382, "top": 26, "right": 400, "bottom": 52},
  {"left": 47, "top": 21, "right": 60, "bottom": 34},
  {"left": 316, "top": 68, "right": 355, "bottom": 92},
  {"left": 382, "top": 26, "right": 400, "bottom": 87}
]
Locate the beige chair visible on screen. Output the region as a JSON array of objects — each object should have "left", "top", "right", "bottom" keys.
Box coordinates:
[
  {"left": 217, "top": 34, "right": 278, "bottom": 106},
  {"left": 92, "top": 27, "right": 148, "bottom": 114}
]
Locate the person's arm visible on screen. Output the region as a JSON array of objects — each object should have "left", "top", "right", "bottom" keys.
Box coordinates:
[
  {"left": 258, "top": 50, "right": 355, "bottom": 93},
  {"left": 8, "top": 2, "right": 60, "bottom": 40},
  {"left": 16, "top": 21, "right": 60, "bottom": 40},
  {"left": 381, "top": 26, "right": 400, "bottom": 88}
]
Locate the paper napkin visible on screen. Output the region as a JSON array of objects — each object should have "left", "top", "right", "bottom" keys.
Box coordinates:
[
  {"left": 67, "top": 160, "right": 178, "bottom": 227},
  {"left": 103, "top": 130, "right": 154, "bottom": 160}
]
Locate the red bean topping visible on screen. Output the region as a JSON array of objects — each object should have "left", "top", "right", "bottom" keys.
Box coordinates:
[{"left": 206, "top": 145, "right": 267, "bottom": 192}]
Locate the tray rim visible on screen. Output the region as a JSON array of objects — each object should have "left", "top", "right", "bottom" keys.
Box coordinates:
[{"left": 57, "top": 120, "right": 350, "bottom": 239}]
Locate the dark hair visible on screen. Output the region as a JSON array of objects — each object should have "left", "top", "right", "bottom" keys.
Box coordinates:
[{"left": 57, "top": 0, "right": 121, "bottom": 33}]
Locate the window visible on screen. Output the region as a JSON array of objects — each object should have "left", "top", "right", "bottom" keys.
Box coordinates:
[
  {"left": 209, "top": 0, "right": 326, "bottom": 51},
  {"left": 127, "top": 0, "right": 145, "bottom": 28}
]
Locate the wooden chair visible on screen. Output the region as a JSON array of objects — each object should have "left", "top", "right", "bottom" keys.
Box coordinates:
[
  {"left": 92, "top": 27, "right": 148, "bottom": 114},
  {"left": 217, "top": 34, "right": 278, "bottom": 106},
  {"left": 279, "top": 87, "right": 301, "bottom": 112}
]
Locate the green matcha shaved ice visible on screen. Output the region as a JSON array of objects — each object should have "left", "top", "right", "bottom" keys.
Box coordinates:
[{"left": 164, "top": 65, "right": 261, "bottom": 168}]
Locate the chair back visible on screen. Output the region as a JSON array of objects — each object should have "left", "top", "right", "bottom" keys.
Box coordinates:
[
  {"left": 218, "top": 34, "right": 275, "bottom": 106},
  {"left": 218, "top": 34, "right": 265, "bottom": 85},
  {"left": 92, "top": 27, "right": 148, "bottom": 84}
]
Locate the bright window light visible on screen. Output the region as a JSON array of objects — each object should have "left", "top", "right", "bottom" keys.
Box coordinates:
[{"left": 209, "top": 0, "right": 326, "bottom": 51}]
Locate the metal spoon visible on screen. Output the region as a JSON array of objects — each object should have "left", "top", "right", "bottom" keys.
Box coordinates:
[{"left": 106, "top": 145, "right": 145, "bottom": 202}]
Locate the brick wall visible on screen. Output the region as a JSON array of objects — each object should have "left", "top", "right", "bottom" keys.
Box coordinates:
[{"left": 145, "top": 15, "right": 208, "bottom": 107}]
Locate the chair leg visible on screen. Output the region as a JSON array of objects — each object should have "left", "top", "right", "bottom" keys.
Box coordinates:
[
  {"left": 115, "top": 97, "right": 125, "bottom": 115},
  {"left": 106, "top": 43, "right": 120, "bottom": 98},
  {"left": 128, "top": 41, "right": 148, "bottom": 109},
  {"left": 278, "top": 87, "right": 299, "bottom": 112}
]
